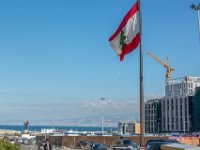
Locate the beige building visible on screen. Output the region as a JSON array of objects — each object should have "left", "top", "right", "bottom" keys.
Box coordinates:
[{"left": 134, "top": 122, "right": 140, "bottom": 134}]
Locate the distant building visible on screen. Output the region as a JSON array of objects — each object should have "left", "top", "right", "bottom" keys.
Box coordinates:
[
  {"left": 161, "top": 96, "right": 193, "bottom": 133},
  {"left": 192, "top": 87, "right": 200, "bottom": 132},
  {"left": 118, "top": 122, "right": 140, "bottom": 135},
  {"left": 145, "top": 99, "right": 161, "bottom": 134},
  {"left": 41, "top": 128, "right": 55, "bottom": 134},
  {"left": 118, "top": 122, "right": 134, "bottom": 135},
  {"left": 165, "top": 76, "right": 200, "bottom": 97},
  {"left": 134, "top": 122, "right": 140, "bottom": 134}
]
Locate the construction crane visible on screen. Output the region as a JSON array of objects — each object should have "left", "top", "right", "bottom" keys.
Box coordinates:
[{"left": 147, "top": 51, "right": 174, "bottom": 80}]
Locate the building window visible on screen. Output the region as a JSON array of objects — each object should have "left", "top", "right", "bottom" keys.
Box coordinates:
[
  {"left": 180, "top": 124, "right": 183, "bottom": 131},
  {"left": 163, "top": 102, "right": 165, "bottom": 111}
]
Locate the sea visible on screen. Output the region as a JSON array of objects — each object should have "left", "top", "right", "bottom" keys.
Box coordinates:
[{"left": 0, "top": 125, "right": 117, "bottom": 132}]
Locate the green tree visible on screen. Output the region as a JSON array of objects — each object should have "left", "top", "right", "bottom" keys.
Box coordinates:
[{"left": 0, "top": 140, "right": 20, "bottom": 150}]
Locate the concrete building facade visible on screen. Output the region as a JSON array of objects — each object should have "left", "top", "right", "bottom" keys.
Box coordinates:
[
  {"left": 162, "top": 76, "right": 200, "bottom": 133},
  {"left": 118, "top": 122, "right": 140, "bottom": 135},
  {"left": 145, "top": 76, "right": 200, "bottom": 133},
  {"left": 161, "top": 96, "right": 193, "bottom": 133},
  {"left": 165, "top": 76, "right": 200, "bottom": 97},
  {"left": 145, "top": 99, "right": 161, "bottom": 134},
  {"left": 118, "top": 122, "right": 134, "bottom": 135}
]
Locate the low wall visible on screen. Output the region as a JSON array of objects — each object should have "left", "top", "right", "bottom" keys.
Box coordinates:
[
  {"left": 178, "top": 137, "right": 200, "bottom": 146},
  {"left": 36, "top": 136, "right": 169, "bottom": 147}
]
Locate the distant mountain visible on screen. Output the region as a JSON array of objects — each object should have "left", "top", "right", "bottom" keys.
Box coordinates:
[{"left": 0, "top": 115, "right": 138, "bottom": 126}]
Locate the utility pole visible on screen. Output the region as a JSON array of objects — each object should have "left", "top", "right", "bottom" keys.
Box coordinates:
[
  {"left": 102, "top": 115, "right": 104, "bottom": 133},
  {"left": 100, "top": 97, "right": 105, "bottom": 134},
  {"left": 191, "top": 3, "right": 200, "bottom": 43}
]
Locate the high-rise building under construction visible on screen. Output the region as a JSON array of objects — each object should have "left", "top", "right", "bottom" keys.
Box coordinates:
[
  {"left": 145, "top": 76, "right": 200, "bottom": 133},
  {"left": 161, "top": 76, "right": 200, "bottom": 133},
  {"left": 165, "top": 76, "right": 200, "bottom": 97}
]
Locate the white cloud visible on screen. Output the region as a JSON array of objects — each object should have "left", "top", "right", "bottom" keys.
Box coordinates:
[
  {"left": 0, "top": 92, "right": 141, "bottom": 122},
  {"left": 82, "top": 98, "right": 140, "bottom": 118}
]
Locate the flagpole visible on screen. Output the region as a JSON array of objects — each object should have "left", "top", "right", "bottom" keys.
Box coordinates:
[
  {"left": 138, "top": 0, "right": 144, "bottom": 148},
  {"left": 197, "top": 10, "right": 200, "bottom": 44}
]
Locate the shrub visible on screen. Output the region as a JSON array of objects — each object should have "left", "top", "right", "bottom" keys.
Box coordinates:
[{"left": 0, "top": 140, "right": 20, "bottom": 150}]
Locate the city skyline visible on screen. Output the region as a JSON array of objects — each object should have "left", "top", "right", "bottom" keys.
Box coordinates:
[{"left": 0, "top": 0, "right": 199, "bottom": 122}]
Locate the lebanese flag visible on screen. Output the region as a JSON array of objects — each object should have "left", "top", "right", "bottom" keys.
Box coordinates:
[{"left": 109, "top": 1, "right": 140, "bottom": 61}]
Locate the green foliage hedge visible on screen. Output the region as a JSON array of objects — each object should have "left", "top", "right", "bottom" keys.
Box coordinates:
[{"left": 0, "top": 140, "right": 20, "bottom": 150}]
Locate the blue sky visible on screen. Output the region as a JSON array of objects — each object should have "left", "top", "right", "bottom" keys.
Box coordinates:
[{"left": 0, "top": 0, "right": 199, "bottom": 123}]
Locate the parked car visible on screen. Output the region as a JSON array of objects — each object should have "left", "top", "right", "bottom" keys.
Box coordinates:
[
  {"left": 146, "top": 139, "right": 178, "bottom": 150},
  {"left": 76, "top": 140, "right": 94, "bottom": 149},
  {"left": 91, "top": 142, "right": 108, "bottom": 150},
  {"left": 111, "top": 139, "right": 140, "bottom": 150}
]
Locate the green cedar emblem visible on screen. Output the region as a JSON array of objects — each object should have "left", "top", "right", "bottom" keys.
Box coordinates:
[{"left": 120, "top": 30, "right": 126, "bottom": 49}]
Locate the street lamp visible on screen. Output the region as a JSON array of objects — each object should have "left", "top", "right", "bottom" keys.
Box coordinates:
[{"left": 191, "top": 3, "right": 200, "bottom": 42}]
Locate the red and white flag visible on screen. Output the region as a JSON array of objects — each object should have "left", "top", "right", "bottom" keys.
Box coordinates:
[{"left": 109, "top": 1, "right": 140, "bottom": 61}]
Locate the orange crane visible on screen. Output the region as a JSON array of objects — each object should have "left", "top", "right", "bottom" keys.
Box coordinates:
[{"left": 147, "top": 51, "right": 174, "bottom": 80}]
